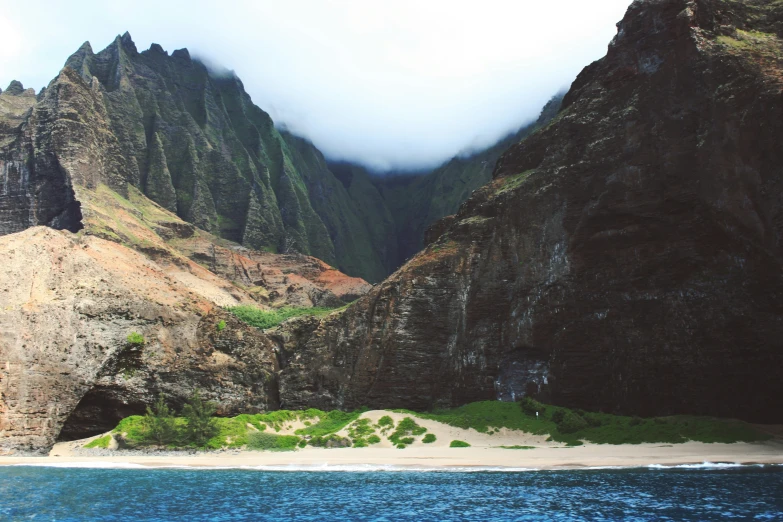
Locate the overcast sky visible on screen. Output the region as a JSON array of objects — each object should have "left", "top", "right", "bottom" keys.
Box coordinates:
[{"left": 0, "top": 0, "right": 630, "bottom": 171}]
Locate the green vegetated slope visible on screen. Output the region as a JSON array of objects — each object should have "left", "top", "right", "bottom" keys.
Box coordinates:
[
  {"left": 400, "top": 399, "right": 771, "bottom": 446},
  {"left": 59, "top": 34, "right": 392, "bottom": 282},
  {"left": 226, "top": 305, "right": 346, "bottom": 330},
  {"left": 56, "top": 33, "right": 564, "bottom": 281},
  {"left": 97, "top": 399, "right": 769, "bottom": 451}
]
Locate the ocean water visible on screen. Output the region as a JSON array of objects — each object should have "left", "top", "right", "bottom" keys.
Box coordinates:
[{"left": 1, "top": 464, "right": 782, "bottom": 521}]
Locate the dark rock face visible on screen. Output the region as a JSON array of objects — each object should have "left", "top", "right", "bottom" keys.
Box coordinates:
[
  {"left": 272, "top": 0, "right": 783, "bottom": 422},
  {"left": 0, "top": 78, "right": 85, "bottom": 236}
]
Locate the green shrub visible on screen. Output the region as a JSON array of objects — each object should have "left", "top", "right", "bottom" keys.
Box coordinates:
[
  {"left": 519, "top": 397, "right": 546, "bottom": 416},
  {"left": 202, "top": 417, "right": 252, "bottom": 449},
  {"left": 126, "top": 332, "right": 145, "bottom": 346},
  {"left": 412, "top": 401, "right": 550, "bottom": 435},
  {"left": 376, "top": 416, "right": 394, "bottom": 430},
  {"left": 422, "top": 433, "right": 436, "bottom": 443},
  {"left": 348, "top": 418, "right": 375, "bottom": 439},
  {"left": 353, "top": 439, "right": 368, "bottom": 448},
  {"left": 298, "top": 439, "right": 307, "bottom": 448},
  {"left": 450, "top": 440, "right": 471, "bottom": 448},
  {"left": 555, "top": 411, "right": 588, "bottom": 434},
  {"left": 182, "top": 390, "right": 219, "bottom": 447},
  {"left": 551, "top": 410, "right": 565, "bottom": 424},
  {"left": 226, "top": 306, "right": 339, "bottom": 330},
  {"left": 396, "top": 443, "right": 406, "bottom": 449},
  {"left": 584, "top": 413, "right": 603, "bottom": 427},
  {"left": 84, "top": 435, "right": 112, "bottom": 449},
  {"left": 368, "top": 434, "right": 381, "bottom": 444},
  {"left": 307, "top": 434, "right": 351, "bottom": 448},
  {"left": 216, "top": 320, "right": 226, "bottom": 332},
  {"left": 247, "top": 432, "right": 300, "bottom": 451},
  {"left": 141, "top": 395, "right": 177, "bottom": 446},
  {"left": 389, "top": 417, "right": 426, "bottom": 446}
]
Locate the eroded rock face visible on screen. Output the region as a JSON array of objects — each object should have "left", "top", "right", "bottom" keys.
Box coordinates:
[
  {"left": 272, "top": 0, "right": 783, "bottom": 422},
  {"left": 0, "top": 77, "right": 85, "bottom": 236},
  {"left": 0, "top": 228, "right": 279, "bottom": 454}
]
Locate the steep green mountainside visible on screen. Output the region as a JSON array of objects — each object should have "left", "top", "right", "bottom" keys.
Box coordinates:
[
  {"left": 60, "top": 33, "right": 399, "bottom": 281},
  {"left": 2, "top": 33, "right": 562, "bottom": 282}
]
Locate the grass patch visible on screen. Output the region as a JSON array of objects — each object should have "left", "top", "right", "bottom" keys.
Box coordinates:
[
  {"left": 405, "top": 400, "right": 770, "bottom": 445},
  {"left": 247, "top": 432, "right": 301, "bottom": 451},
  {"left": 104, "top": 399, "right": 771, "bottom": 452},
  {"left": 295, "top": 410, "right": 363, "bottom": 437},
  {"left": 347, "top": 418, "right": 378, "bottom": 446},
  {"left": 450, "top": 440, "right": 471, "bottom": 448},
  {"left": 388, "top": 417, "right": 427, "bottom": 447},
  {"left": 126, "top": 332, "right": 144, "bottom": 346},
  {"left": 307, "top": 434, "right": 351, "bottom": 448},
  {"left": 499, "top": 445, "right": 535, "bottom": 450},
  {"left": 84, "top": 435, "right": 112, "bottom": 449},
  {"left": 376, "top": 415, "right": 394, "bottom": 432},
  {"left": 494, "top": 169, "right": 535, "bottom": 195},
  {"left": 226, "top": 305, "right": 340, "bottom": 330}
]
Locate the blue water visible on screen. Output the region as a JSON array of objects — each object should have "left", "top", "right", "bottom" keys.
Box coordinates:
[{"left": 1, "top": 465, "right": 782, "bottom": 521}]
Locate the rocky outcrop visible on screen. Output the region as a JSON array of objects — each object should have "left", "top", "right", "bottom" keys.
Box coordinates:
[
  {"left": 0, "top": 228, "right": 280, "bottom": 453},
  {"left": 270, "top": 0, "right": 783, "bottom": 423},
  {"left": 0, "top": 78, "right": 84, "bottom": 236}
]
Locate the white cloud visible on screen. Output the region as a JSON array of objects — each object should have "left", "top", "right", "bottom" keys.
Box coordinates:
[{"left": 0, "top": 0, "right": 631, "bottom": 171}]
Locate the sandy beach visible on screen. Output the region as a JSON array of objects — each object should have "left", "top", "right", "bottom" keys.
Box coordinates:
[
  {"left": 3, "top": 442, "right": 782, "bottom": 471},
  {"left": 3, "top": 410, "right": 781, "bottom": 470}
]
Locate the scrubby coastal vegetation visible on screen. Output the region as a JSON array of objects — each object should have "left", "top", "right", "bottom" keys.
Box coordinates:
[
  {"left": 226, "top": 305, "right": 347, "bottom": 330},
  {"left": 90, "top": 397, "right": 770, "bottom": 452}
]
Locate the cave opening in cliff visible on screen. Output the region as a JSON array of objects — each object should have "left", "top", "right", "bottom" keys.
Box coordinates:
[
  {"left": 56, "top": 387, "right": 146, "bottom": 442},
  {"left": 51, "top": 199, "right": 84, "bottom": 233}
]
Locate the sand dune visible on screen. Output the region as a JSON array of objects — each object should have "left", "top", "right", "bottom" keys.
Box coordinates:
[{"left": 3, "top": 409, "right": 782, "bottom": 470}]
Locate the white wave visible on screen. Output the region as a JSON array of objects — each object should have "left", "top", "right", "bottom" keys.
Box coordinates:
[
  {"left": 236, "top": 464, "right": 543, "bottom": 472},
  {"left": 13, "top": 461, "right": 148, "bottom": 469},
  {"left": 10, "top": 461, "right": 778, "bottom": 472},
  {"left": 10, "top": 461, "right": 539, "bottom": 472},
  {"left": 646, "top": 462, "right": 766, "bottom": 470}
]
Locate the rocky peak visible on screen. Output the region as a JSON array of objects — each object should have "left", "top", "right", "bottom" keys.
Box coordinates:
[
  {"left": 119, "top": 31, "right": 138, "bottom": 55},
  {"left": 3, "top": 80, "right": 25, "bottom": 96},
  {"left": 147, "top": 43, "right": 167, "bottom": 55},
  {"left": 172, "top": 48, "right": 192, "bottom": 62}
]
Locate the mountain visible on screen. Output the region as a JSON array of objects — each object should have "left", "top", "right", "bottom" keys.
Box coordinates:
[
  {"left": 266, "top": 0, "right": 783, "bottom": 422},
  {"left": 5, "top": 0, "right": 781, "bottom": 454},
  {"left": 0, "top": 34, "right": 558, "bottom": 283},
  {"left": 0, "top": 30, "right": 560, "bottom": 453}
]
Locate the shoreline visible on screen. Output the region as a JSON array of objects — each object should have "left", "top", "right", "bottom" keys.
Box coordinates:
[{"left": 2, "top": 442, "right": 782, "bottom": 471}]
